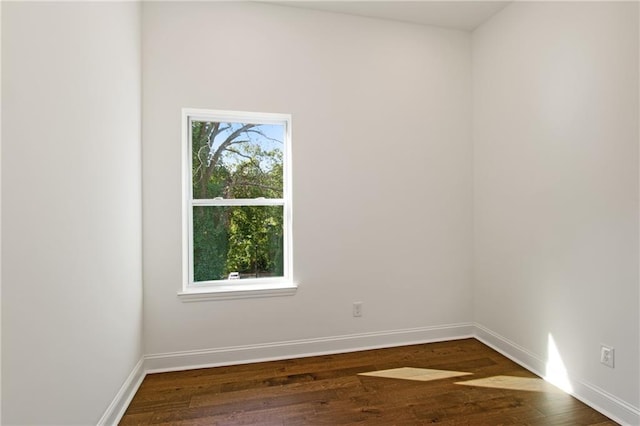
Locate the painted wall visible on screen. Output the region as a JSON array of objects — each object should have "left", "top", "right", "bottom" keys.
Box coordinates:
[
  {"left": 1, "top": 3, "right": 143, "bottom": 424},
  {"left": 142, "top": 2, "right": 473, "bottom": 355},
  {"left": 473, "top": 0, "right": 639, "bottom": 414}
]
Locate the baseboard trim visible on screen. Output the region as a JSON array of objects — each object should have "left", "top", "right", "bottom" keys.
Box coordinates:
[
  {"left": 474, "top": 323, "right": 547, "bottom": 375},
  {"left": 474, "top": 323, "right": 640, "bottom": 426},
  {"left": 101, "top": 323, "right": 639, "bottom": 426},
  {"left": 144, "top": 322, "right": 475, "bottom": 373},
  {"left": 97, "top": 357, "right": 145, "bottom": 426}
]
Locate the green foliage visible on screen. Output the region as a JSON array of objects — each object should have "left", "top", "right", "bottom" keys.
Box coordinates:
[
  {"left": 193, "top": 206, "right": 228, "bottom": 281},
  {"left": 226, "top": 206, "right": 283, "bottom": 278},
  {"left": 191, "top": 120, "right": 284, "bottom": 282}
]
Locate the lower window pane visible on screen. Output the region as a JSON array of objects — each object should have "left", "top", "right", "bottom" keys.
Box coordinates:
[{"left": 192, "top": 206, "right": 284, "bottom": 282}]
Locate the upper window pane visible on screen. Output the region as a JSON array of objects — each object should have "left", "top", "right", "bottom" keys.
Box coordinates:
[{"left": 191, "top": 120, "right": 284, "bottom": 199}]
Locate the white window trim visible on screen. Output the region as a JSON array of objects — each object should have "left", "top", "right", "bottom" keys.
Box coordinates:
[{"left": 179, "top": 108, "right": 296, "bottom": 302}]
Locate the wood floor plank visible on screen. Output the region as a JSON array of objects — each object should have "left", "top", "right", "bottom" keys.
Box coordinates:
[
  {"left": 120, "top": 338, "right": 618, "bottom": 425},
  {"left": 190, "top": 376, "right": 361, "bottom": 409}
]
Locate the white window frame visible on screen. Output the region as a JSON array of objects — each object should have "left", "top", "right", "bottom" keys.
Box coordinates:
[{"left": 179, "top": 108, "right": 296, "bottom": 301}]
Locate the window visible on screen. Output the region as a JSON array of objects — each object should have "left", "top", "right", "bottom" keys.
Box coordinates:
[{"left": 180, "top": 109, "right": 295, "bottom": 300}]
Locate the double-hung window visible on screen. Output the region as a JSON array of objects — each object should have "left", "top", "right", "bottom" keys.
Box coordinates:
[{"left": 181, "top": 109, "right": 294, "bottom": 300}]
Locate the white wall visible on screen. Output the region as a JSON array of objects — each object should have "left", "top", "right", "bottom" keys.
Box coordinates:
[
  {"left": 1, "top": 3, "right": 143, "bottom": 424},
  {"left": 142, "top": 2, "right": 473, "bottom": 357},
  {"left": 473, "top": 0, "right": 639, "bottom": 418}
]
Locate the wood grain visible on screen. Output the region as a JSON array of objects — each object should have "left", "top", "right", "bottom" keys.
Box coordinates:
[{"left": 120, "top": 338, "right": 617, "bottom": 425}]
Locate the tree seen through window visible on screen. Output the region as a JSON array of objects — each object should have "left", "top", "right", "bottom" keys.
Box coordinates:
[{"left": 191, "top": 119, "right": 285, "bottom": 282}]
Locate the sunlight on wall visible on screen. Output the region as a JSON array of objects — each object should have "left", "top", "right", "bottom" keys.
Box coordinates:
[{"left": 545, "top": 334, "right": 573, "bottom": 393}]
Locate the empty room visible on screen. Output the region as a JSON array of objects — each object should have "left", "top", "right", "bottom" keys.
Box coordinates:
[{"left": 2, "top": 1, "right": 639, "bottom": 425}]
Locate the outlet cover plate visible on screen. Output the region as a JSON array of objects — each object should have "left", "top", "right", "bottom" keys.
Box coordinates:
[
  {"left": 600, "top": 345, "right": 614, "bottom": 368},
  {"left": 353, "top": 302, "right": 363, "bottom": 317}
]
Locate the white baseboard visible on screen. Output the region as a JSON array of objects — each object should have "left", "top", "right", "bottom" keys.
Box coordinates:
[
  {"left": 99, "top": 323, "right": 473, "bottom": 424},
  {"left": 97, "top": 357, "right": 145, "bottom": 426},
  {"left": 474, "top": 323, "right": 547, "bottom": 376},
  {"left": 144, "top": 322, "right": 475, "bottom": 373},
  {"left": 100, "top": 322, "right": 639, "bottom": 426},
  {"left": 474, "top": 323, "right": 640, "bottom": 426}
]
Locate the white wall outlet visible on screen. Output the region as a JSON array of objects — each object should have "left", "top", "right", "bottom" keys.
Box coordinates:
[
  {"left": 600, "top": 345, "right": 614, "bottom": 368},
  {"left": 353, "top": 302, "right": 363, "bottom": 317}
]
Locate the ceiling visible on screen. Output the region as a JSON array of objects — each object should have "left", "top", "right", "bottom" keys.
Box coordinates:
[{"left": 269, "top": 1, "right": 511, "bottom": 31}]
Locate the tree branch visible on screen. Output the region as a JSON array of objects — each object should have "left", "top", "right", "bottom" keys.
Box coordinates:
[
  {"left": 231, "top": 181, "right": 281, "bottom": 192},
  {"left": 198, "top": 124, "right": 256, "bottom": 198}
]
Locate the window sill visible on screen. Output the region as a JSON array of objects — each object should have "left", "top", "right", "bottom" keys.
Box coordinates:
[{"left": 178, "top": 281, "right": 298, "bottom": 302}]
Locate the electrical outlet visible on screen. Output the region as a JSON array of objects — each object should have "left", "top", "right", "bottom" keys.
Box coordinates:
[
  {"left": 600, "top": 345, "right": 614, "bottom": 368},
  {"left": 353, "top": 302, "right": 363, "bottom": 317}
]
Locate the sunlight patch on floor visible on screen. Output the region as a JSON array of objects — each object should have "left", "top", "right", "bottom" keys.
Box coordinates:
[
  {"left": 358, "top": 367, "right": 472, "bottom": 382},
  {"left": 455, "top": 375, "right": 565, "bottom": 393}
]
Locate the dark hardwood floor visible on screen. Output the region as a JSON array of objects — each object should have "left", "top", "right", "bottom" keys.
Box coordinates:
[{"left": 120, "top": 338, "right": 617, "bottom": 425}]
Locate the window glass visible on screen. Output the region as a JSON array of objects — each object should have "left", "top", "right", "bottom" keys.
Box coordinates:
[
  {"left": 191, "top": 121, "right": 284, "bottom": 199},
  {"left": 192, "top": 206, "right": 284, "bottom": 282}
]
